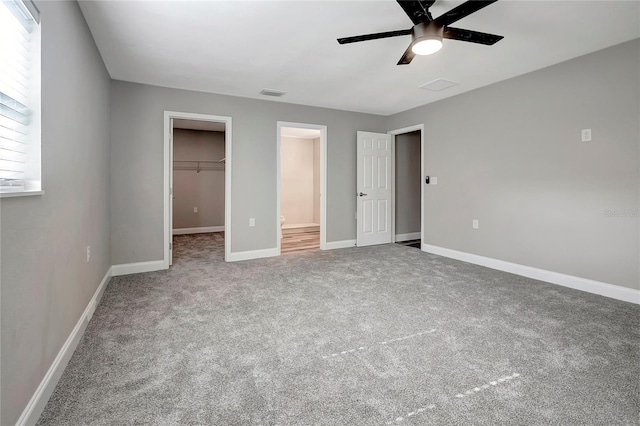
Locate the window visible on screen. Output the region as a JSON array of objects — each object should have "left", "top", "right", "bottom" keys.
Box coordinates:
[{"left": 0, "top": 0, "right": 41, "bottom": 196}]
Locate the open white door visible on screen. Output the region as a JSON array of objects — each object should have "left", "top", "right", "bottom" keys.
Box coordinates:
[
  {"left": 356, "top": 131, "right": 392, "bottom": 247},
  {"left": 169, "top": 118, "right": 174, "bottom": 265}
]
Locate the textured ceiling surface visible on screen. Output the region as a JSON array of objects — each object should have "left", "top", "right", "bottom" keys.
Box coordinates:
[{"left": 79, "top": 1, "right": 640, "bottom": 115}]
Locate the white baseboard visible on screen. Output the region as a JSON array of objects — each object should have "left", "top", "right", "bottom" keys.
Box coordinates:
[
  {"left": 226, "top": 247, "right": 279, "bottom": 262},
  {"left": 111, "top": 260, "right": 167, "bottom": 276},
  {"left": 422, "top": 244, "right": 639, "bottom": 305},
  {"left": 395, "top": 232, "right": 420, "bottom": 242},
  {"left": 16, "top": 267, "right": 113, "bottom": 426},
  {"left": 172, "top": 226, "right": 224, "bottom": 235},
  {"left": 324, "top": 239, "right": 357, "bottom": 250}
]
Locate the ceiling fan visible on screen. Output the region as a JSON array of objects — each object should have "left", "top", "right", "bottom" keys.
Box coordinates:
[{"left": 337, "top": 0, "right": 503, "bottom": 65}]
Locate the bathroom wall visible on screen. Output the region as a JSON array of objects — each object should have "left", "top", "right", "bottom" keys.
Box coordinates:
[
  {"left": 281, "top": 136, "right": 320, "bottom": 225},
  {"left": 172, "top": 129, "right": 225, "bottom": 230}
]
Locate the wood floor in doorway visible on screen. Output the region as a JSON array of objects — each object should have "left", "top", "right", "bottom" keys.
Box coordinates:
[{"left": 281, "top": 231, "right": 320, "bottom": 254}]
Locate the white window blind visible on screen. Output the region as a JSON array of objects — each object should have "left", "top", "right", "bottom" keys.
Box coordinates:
[{"left": 0, "top": 0, "right": 40, "bottom": 192}]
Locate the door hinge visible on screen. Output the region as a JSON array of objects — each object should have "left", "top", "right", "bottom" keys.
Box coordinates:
[{"left": 169, "top": 242, "right": 172, "bottom": 250}]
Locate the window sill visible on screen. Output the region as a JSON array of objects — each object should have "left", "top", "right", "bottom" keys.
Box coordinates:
[{"left": 0, "top": 189, "right": 44, "bottom": 198}]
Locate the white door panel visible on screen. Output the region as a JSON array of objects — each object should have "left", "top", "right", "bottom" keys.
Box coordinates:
[{"left": 357, "top": 131, "right": 392, "bottom": 247}]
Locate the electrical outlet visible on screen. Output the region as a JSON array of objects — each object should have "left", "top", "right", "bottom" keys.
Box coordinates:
[
  {"left": 193, "top": 206, "right": 198, "bottom": 213},
  {"left": 472, "top": 220, "right": 479, "bottom": 229},
  {"left": 581, "top": 129, "right": 592, "bottom": 142},
  {"left": 249, "top": 218, "right": 255, "bottom": 227},
  {"left": 86, "top": 246, "right": 91, "bottom": 263}
]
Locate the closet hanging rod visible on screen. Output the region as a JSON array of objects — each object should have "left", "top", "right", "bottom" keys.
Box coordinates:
[{"left": 173, "top": 160, "right": 224, "bottom": 173}]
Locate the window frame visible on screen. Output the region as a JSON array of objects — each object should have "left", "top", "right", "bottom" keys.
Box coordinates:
[{"left": 0, "top": 0, "right": 42, "bottom": 198}]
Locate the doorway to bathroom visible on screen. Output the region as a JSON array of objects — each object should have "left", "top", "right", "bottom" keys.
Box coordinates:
[{"left": 276, "top": 121, "right": 327, "bottom": 255}]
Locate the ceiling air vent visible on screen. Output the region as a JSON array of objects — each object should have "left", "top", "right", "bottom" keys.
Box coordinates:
[
  {"left": 260, "top": 88, "right": 287, "bottom": 97},
  {"left": 419, "top": 78, "right": 459, "bottom": 91}
]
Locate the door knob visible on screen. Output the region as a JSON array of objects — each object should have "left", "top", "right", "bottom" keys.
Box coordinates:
[{"left": 358, "top": 192, "right": 367, "bottom": 197}]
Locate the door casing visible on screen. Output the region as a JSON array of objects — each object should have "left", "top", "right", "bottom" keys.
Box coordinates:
[
  {"left": 276, "top": 121, "right": 328, "bottom": 254},
  {"left": 164, "top": 111, "right": 233, "bottom": 265},
  {"left": 388, "top": 124, "right": 425, "bottom": 248}
]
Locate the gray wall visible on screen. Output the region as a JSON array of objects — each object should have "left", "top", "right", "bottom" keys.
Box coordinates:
[
  {"left": 0, "top": 15, "right": 636, "bottom": 425},
  {"left": 110, "top": 82, "right": 386, "bottom": 262},
  {"left": 0, "top": 7, "right": 635, "bottom": 425},
  {"left": 173, "top": 129, "right": 225, "bottom": 229},
  {"left": 387, "top": 39, "right": 640, "bottom": 290},
  {"left": 110, "top": 41, "right": 638, "bottom": 289},
  {"left": 395, "top": 131, "right": 421, "bottom": 236},
  {"left": 0, "top": 1, "right": 112, "bottom": 424}
]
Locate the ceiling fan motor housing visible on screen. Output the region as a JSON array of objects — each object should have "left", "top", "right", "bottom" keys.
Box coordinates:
[
  {"left": 336, "top": 0, "right": 503, "bottom": 65},
  {"left": 412, "top": 21, "right": 444, "bottom": 45}
]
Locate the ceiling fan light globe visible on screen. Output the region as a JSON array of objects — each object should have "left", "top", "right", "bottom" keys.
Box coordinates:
[{"left": 412, "top": 38, "right": 443, "bottom": 55}]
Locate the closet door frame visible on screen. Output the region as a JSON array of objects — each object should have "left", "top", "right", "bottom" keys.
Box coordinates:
[{"left": 164, "top": 111, "right": 232, "bottom": 264}]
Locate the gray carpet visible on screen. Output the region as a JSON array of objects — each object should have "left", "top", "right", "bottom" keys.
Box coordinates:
[{"left": 38, "top": 233, "right": 640, "bottom": 425}]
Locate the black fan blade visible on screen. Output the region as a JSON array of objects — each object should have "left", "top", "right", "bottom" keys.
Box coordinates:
[
  {"left": 397, "top": 44, "right": 416, "bottom": 65},
  {"left": 337, "top": 29, "right": 412, "bottom": 44},
  {"left": 396, "top": 0, "right": 433, "bottom": 25},
  {"left": 444, "top": 27, "right": 503, "bottom": 45},
  {"left": 435, "top": 0, "right": 498, "bottom": 27}
]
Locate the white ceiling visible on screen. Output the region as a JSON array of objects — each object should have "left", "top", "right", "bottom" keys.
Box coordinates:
[{"left": 78, "top": 1, "right": 640, "bottom": 116}]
